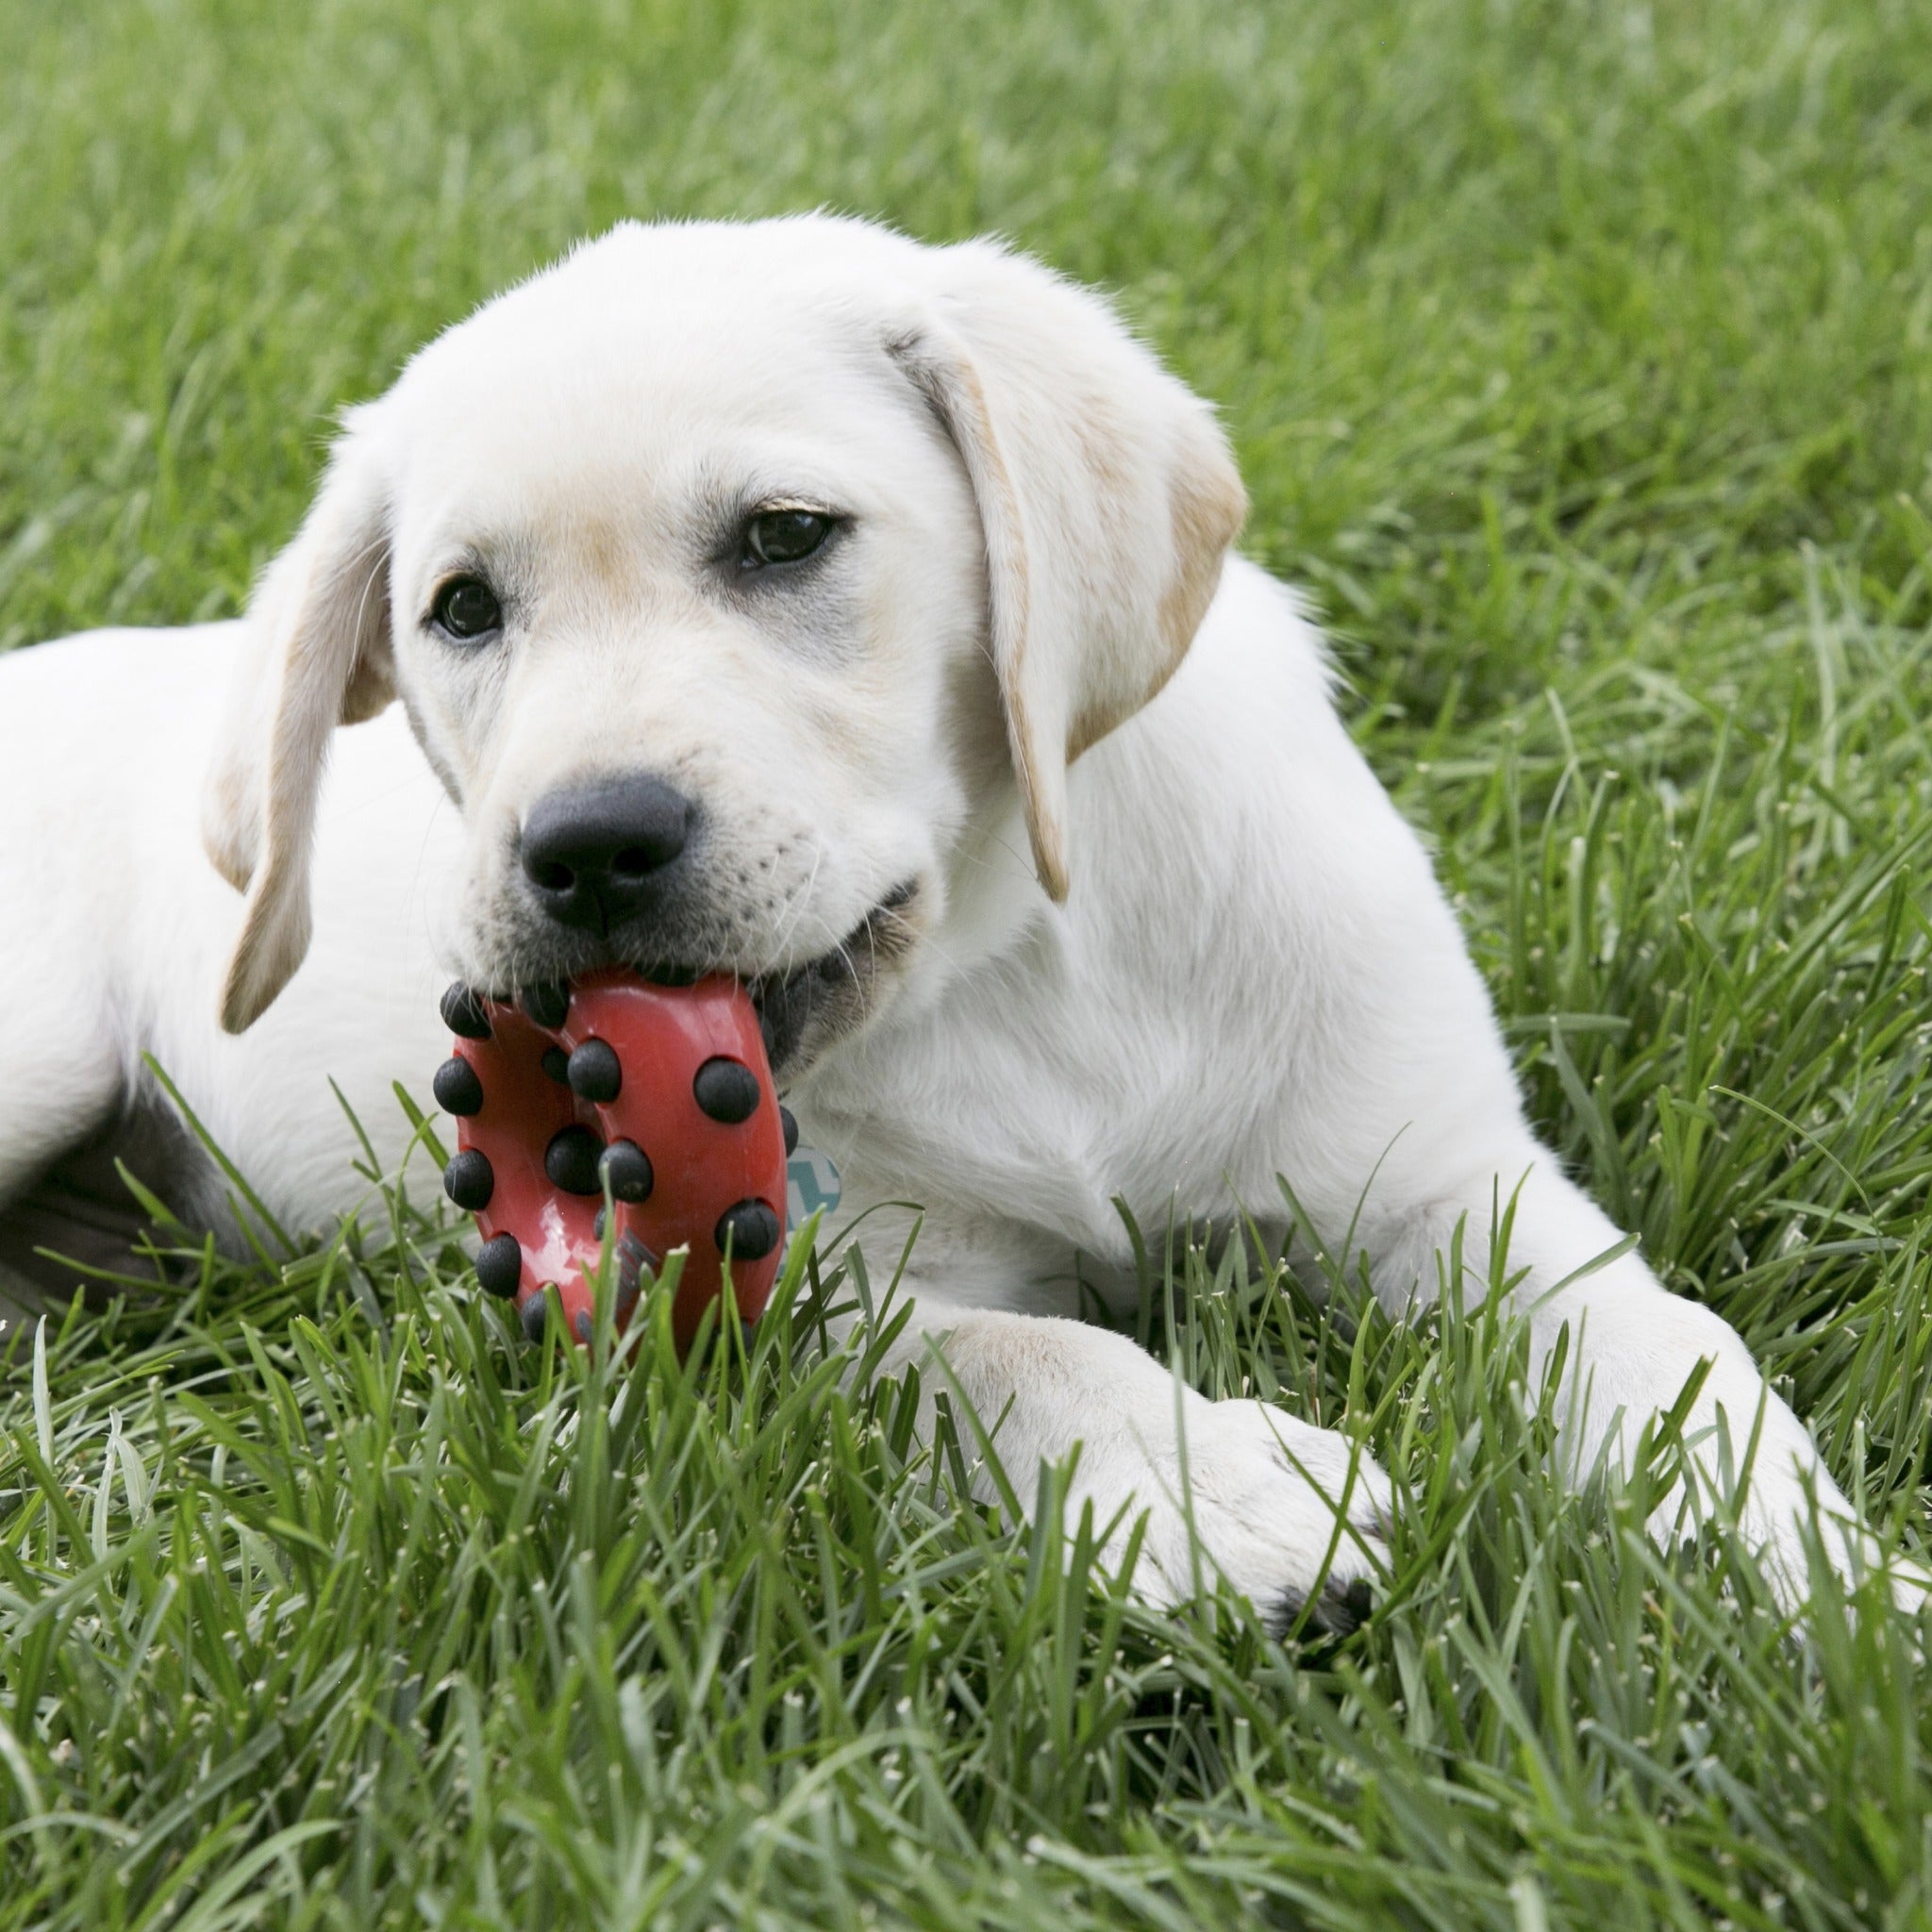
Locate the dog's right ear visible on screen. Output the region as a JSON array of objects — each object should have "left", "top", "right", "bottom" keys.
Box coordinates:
[{"left": 202, "top": 411, "right": 395, "bottom": 1033}]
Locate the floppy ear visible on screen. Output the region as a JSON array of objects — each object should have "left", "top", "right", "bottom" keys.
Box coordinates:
[
  {"left": 890, "top": 242, "right": 1246, "bottom": 900},
  {"left": 202, "top": 416, "right": 395, "bottom": 1033}
]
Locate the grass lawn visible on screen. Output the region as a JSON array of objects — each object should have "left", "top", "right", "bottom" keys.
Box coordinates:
[{"left": 5, "top": 0, "right": 1932, "bottom": 1924}]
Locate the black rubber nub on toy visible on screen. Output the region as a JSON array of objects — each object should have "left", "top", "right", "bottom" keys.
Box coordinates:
[
  {"left": 443, "top": 1148, "right": 494, "bottom": 1211},
  {"left": 715, "top": 1199, "right": 780, "bottom": 1260},
  {"left": 432, "top": 1056, "right": 485, "bottom": 1117},
  {"left": 599, "top": 1139, "right": 653, "bottom": 1204},
  {"left": 521, "top": 982, "right": 571, "bottom": 1029},
  {"left": 521, "top": 1292, "right": 550, "bottom": 1343},
  {"left": 780, "top": 1105, "right": 799, "bottom": 1157},
  {"left": 693, "top": 1057, "right": 760, "bottom": 1124},
  {"left": 541, "top": 1046, "right": 571, "bottom": 1085},
  {"left": 567, "top": 1039, "right": 623, "bottom": 1104},
  {"left": 441, "top": 983, "right": 491, "bottom": 1040},
  {"left": 475, "top": 1232, "right": 522, "bottom": 1298},
  {"left": 544, "top": 1124, "right": 605, "bottom": 1195}
]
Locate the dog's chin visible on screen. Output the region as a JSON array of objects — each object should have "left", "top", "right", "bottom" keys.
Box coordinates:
[{"left": 459, "top": 879, "right": 924, "bottom": 1087}]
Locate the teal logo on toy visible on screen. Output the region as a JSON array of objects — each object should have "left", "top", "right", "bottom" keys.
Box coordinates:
[{"left": 784, "top": 1147, "right": 841, "bottom": 1252}]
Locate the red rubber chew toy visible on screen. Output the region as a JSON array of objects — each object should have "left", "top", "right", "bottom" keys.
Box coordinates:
[{"left": 432, "top": 969, "right": 792, "bottom": 1352}]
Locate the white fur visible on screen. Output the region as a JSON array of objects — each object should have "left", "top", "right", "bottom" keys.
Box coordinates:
[{"left": 0, "top": 217, "right": 1889, "bottom": 1620}]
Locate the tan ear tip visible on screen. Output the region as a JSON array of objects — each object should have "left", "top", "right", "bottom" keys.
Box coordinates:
[
  {"left": 216, "top": 892, "right": 310, "bottom": 1033},
  {"left": 1200, "top": 441, "right": 1250, "bottom": 553},
  {"left": 1024, "top": 806, "right": 1071, "bottom": 905},
  {"left": 1225, "top": 472, "right": 1252, "bottom": 542},
  {"left": 218, "top": 965, "right": 267, "bottom": 1036},
  {"left": 206, "top": 840, "right": 255, "bottom": 896},
  {"left": 219, "top": 959, "right": 289, "bottom": 1035}
]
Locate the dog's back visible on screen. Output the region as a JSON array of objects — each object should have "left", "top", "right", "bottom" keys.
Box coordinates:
[{"left": 0, "top": 623, "right": 453, "bottom": 1321}]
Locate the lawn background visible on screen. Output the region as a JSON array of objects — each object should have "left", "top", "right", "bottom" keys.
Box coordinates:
[{"left": 4, "top": 0, "right": 1932, "bottom": 1925}]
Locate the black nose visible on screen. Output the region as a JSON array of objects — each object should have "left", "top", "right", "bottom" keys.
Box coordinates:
[{"left": 519, "top": 774, "right": 693, "bottom": 931}]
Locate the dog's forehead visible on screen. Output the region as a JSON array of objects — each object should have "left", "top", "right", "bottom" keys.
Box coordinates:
[{"left": 383, "top": 225, "right": 931, "bottom": 523}]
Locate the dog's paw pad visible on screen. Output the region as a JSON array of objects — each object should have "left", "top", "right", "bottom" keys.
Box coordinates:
[
  {"left": 1269, "top": 1572, "right": 1374, "bottom": 1640},
  {"left": 1324, "top": 1573, "right": 1374, "bottom": 1632}
]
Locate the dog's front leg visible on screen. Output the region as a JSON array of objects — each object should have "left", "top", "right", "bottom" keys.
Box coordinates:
[
  {"left": 857, "top": 1287, "right": 1391, "bottom": 1632},
  {"left": 1366, "top": 1147, "right": 1888, "bottom": 1605}
]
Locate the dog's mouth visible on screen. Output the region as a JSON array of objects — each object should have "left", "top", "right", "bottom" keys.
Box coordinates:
[
  {"left": 744, "top": 878, "right": 923, "bottom": 1080},
  {"left": 532, "top": 877, "right": 924, "bottom": 1085}
]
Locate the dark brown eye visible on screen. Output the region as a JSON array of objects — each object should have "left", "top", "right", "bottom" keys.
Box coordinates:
[
  {"left": 741, "top": 509, "right": 833, "bottom": 569},
  {"left": 431, "top": 576, "right": 502, "bottom": 641}
]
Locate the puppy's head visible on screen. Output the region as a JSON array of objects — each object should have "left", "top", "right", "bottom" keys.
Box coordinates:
[{"left": 205, "top": 218, "right": 1245, "bottom": 1073}]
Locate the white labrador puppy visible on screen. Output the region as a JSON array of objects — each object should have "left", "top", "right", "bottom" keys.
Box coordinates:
[{"left": 0, "top": 216, "right": 1870, "bottom": 1624}]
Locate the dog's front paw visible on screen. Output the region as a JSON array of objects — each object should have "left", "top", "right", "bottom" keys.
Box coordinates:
[
  {"left": 1092, "top": 1396, "right": 1391, "bottom": 1634},
  {"left": 913, "top": 1307, "right": 1390, "bottom": 1634},
  {"left": 1673, "top": 1444, "right": 1931, "bottom": 1618}
]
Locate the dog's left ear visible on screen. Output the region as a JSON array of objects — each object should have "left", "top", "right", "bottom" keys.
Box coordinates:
[
  {"left": 202, "top": 410, "right": 396, "bottom": 1033},
  {"left": 890, "top": 242, "right": 1246, "bottom": 900}
]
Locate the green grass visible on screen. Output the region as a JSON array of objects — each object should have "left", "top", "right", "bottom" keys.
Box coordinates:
[{"left": 4, "top": 0, "right": 1932, "bottom": 1924}]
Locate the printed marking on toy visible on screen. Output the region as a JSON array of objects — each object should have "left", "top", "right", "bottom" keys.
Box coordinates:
[{"left": 785, "top": 1147, "right": 841, "bottom": 1252}]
